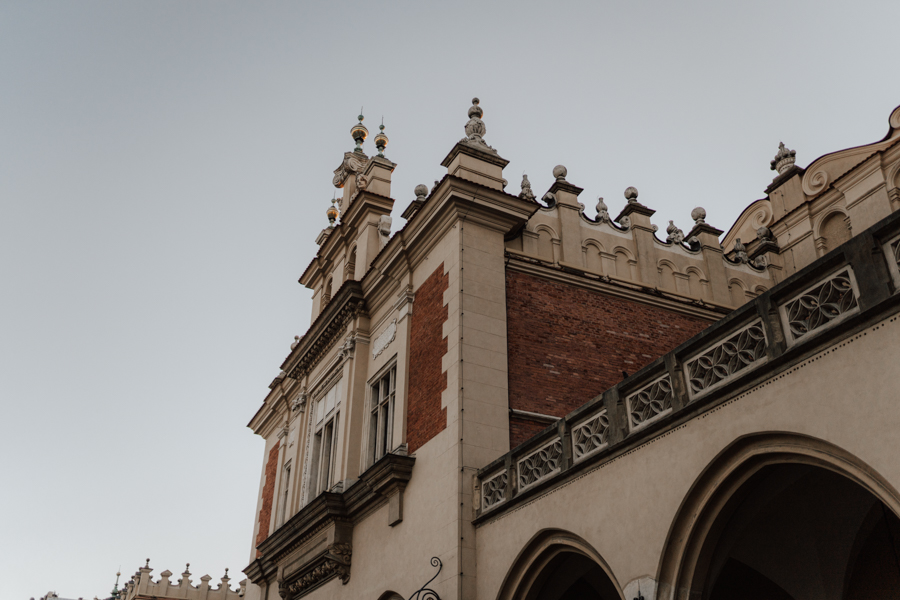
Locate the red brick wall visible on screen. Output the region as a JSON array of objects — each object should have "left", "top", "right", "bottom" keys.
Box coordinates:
[
  {"left": 407, "top": 264, "right": 450, "bottom": 454},
  {"left": 510, "top": 416, "right": 551, "bottom": 450},
  {"left": 506, "top": 270, "right": 712, "bottom": 447},
  {"left": 255, "top": 441, "right": 280, "bottom": 553}
]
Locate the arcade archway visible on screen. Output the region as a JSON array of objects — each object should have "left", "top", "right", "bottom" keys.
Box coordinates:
[
  {"left": 496, "top": 530, "right": 623, "bottom": 600},
  {"left": 658, "top": 433, "right": 900, "bottom": 600}
]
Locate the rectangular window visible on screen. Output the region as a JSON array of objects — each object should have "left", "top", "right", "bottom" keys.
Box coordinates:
[
  {"left": 276, "top": 462, "right": 291, "bottom": 527},
  {"left": 308, "top": 378, "right": 342, "bottom": 498},
  {"left": 368, "top": 365, "right": 396, "bottom": 466}
]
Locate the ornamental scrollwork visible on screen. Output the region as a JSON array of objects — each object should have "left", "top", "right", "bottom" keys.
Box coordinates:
[
  {"left": 783, "top": 269, "right": 858, "bottom": 341},
  {"left": 481, "top": 470, "right": 507, "bottom": 511},
  {"left": 626, "top": 376, "right": 673, "bottom": 431},
  {"left": 572, "top": 410, "right": 610, "bottom": 462},
  {"left": 284, "top": 543, "right": 352, "bottom": 597},
  {"left": 517, "top": 438, "right": 563, "bottom": 490},
  {"left": 407, "top": 557, "right": 443, "bottom": 600},
  {"left": 686, "top": 321, "right": 767, "bottom": 397}
]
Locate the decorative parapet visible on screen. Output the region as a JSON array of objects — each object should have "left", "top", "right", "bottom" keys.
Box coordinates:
[
  {"left": 881, "top": 232, "right": 900, "bottom": 288},
  {"left": 571, "top": 408, "right": 610, "bottom": 463},
  {"left": 517, "top": 437, "right": 563, "bottom": 492},
  {"left": 684, "top": 320, "right": 767, "bottom": 400},
  {"left": 626, "top": 374, "right": 674, "bottom": 431},
  {"left": 480, "top": 468, "right": 509, "bottom": 512},
  {"left": 476, "top": 209, "right": 900, "bottom": 520},
  {"left": 779, "top": 267, "right": 859, "bottom": 345},
  {"left": 122, "top": 560, "right": 246, "bottom": 600}
]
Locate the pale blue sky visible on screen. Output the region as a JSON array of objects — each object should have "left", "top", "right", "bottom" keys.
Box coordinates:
[{"left": 1, "top": 2, "right": 898, "bottom": 598}]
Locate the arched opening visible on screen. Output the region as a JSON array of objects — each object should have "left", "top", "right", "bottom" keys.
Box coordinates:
[
  {"left": 703, "top": 464, "right": 900, "bottom": 599},
  {"left": 819, "top": 211, "right": 852, "bottom": 254},
  {"left": 497, "top": 530, "right": 623, "bottom": 600},
  {"left": 658, "top": 433, "right": 900, "bottom": 600}
]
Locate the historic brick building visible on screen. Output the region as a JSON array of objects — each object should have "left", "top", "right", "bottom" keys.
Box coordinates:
[{"left": 241, "top": 100, "right": 900, "bottom": 600}]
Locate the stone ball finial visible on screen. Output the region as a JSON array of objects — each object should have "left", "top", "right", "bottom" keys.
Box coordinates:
[
  {"left": 350, "top": 111, "right": 368, "bottom": 153},
  {"left": 552, "top": 165, "right": 567, "bottom": 181},
  {"left": 691, "top": 206, "right": 707, "bottom": 224},
  {"left": 624, "top": 186, "right": 639, "bottom": 203},
  {"left": 468, "top": 98, "right": 483, "bottom": 118},
  {"left": 414, "top": 184, "right": 428, "bottom": 199}
]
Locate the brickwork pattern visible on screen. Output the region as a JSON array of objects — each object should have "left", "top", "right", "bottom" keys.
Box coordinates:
[
  {"left": 509, "top": 416, "right": 550, "bottom": 450},
  {"left": 506, "top": 270, "right": 711, "bottom": 447},
  {"left": 407, "top": 264, "right": 450, "bottom": 454},
  {"left": 255, "top": 441, "right": 280, "bottom": 553}
]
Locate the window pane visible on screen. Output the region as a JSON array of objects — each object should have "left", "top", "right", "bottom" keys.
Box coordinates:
[
  {"left": 320, "top": 422, "right": 333, "bottom": 494},
  {"left": 316, "top": 398, "right": 324, "bottom": 424},
  {"left": 325, "top": 386, "right": 335, "bottom": 414}
]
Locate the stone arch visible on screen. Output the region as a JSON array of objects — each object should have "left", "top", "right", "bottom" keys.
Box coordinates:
[
  {"left": 754, "top": 285, "right": 768, "bottom": 295},
  {"left": 728, "top": 277, "right": 748, "bottom": 307},
  {"left": 346, "top": 245, "right": 357, "bottom": 281},
  {"left": 496, "top": 529, "right": 624, "bottom": 600},
  {"left": 533, "top": 224, "right": 559, "bottom": 264},
  {"left": 657, "top": 259, "right": 679, "bottom": 292},
  {"left": 583, "top": 239, "right": 606, "bottom": 274},
  {"left": 612, "top": 246, "right": 638, "bottom": 281},
  {"left": 815, "top": 208, "right": 852, "bottom": 255},
  {"left": 656, "top": 432, "right": 900, "bottom": 600},
  {"left": 376, "top": 592, "right": 403, "bottom": 600},
  {"left": 685, "top": 266, "right": 709, "bottom": 301}
]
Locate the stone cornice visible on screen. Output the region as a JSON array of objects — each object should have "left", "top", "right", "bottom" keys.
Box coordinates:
[
  {"left": 247, "top": 454, "right": 416, "bottom": 595},
  {"left": 281, "top": 282, "right": 367, "bottom": 381},
  {"left": 440, "top": 140, "right": 510, "bottom": 169}
]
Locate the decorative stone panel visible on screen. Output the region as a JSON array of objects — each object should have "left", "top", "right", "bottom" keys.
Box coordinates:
[
  {"left": 685, "top": 320, "right": 767, "bottom": 400},
  {"left": 779, "top": 267, "right": 859, "bottom": 345},
  {"left": 626, "top": 375, "right": 673, "bottom": 432},
  {"left": 571, "top": 409, "right": 610, "bottom": 463},
  {"left": 517, "top": 437, "right": 563, "bottom": 491},
  {"left": 882, "top": 234, "right": 900, "bottom": 289},
  {"left": 480, "top": 469, "right": 508, "bottom": 512}
]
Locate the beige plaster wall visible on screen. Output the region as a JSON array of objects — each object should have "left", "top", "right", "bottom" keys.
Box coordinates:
[{"left": 474, "top": 310, "right": 900, "bottom": 600}]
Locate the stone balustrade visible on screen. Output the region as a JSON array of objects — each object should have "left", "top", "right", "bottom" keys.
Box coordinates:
[{"left": 476, "top": 208, "right": 900, "bottom": 519}]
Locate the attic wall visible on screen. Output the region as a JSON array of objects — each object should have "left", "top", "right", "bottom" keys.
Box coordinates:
[{"left": 505, "top": 270, "right": 711, "bottom": 448}]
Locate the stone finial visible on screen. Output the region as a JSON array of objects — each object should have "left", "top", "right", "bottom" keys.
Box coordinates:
[
  {"left": 144, "top": 559, "right": 150, "bottom": 569},
  {"left": 624, "top": 186, "right": 639, "bottom": 203},
  {"left": 431, "top": 180, "right": 440, "bottom": 194},
  {"left": 596, "top": 197, "right": 609, "bottom": 222},
  {"left": 414, "top": 184, "right": 428, "bottom": 200},
  {"left": 350, "top": 111, "right": 368, "bottom": 153},
  {"left": 691, "top": 207, "right": 707, "bottom": 225},
  {"left": 291, "top": 335, "right": 300, "bottom": 350},
  {"left": 666, "top": 220, "right": 685, "bottom": 244},
  {"left": 374, "top": 119, "right": 388, "bottom": 157},
  {"left": 326, "top": 198, "right": 339, "bottom": 227},
  {"left": 758, "top": 226, "right": 774, "bottom": 241},
  {"left": 770, "top": 142, "right": 796, "bottom": 174},
  {"left": 733, "top": 238, "right": 749, "bottom": 263},
  {"left": 552, "top": 165, "right": 567, "bottom": 181},
  {"left": 464, "top": 98, "right": 486, "bottom": 140},
  {"left": 518, "top": 174, "right": 535, "bottom": 200}
]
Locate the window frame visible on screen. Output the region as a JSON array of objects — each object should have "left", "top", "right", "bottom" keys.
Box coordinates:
[
  {"left": 305, "top": 374, "right": 343, "bottom": 502},
  {"left": 366, "top": 361, "right": 397, "bottom": 468}
]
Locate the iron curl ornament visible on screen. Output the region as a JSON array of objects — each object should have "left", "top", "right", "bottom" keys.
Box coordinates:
[{"left": 407, "top": 557, "right": 442, "bottom": 600}]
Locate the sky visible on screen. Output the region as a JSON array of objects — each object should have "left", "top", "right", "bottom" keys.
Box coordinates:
[{"left": 0, "top": 1, "right": 897, "bottom": 598}]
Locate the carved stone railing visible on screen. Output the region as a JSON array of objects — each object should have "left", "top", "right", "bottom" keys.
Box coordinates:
[
  {"left": 779, "top": 267, "right": 859, "bottom": 345},
  {"left": 517, "top": 437, "right": 564, "bottom": 492},
  {"left": 626, "top": 374, "right": 673, "bottom": 431},
  {"left": 122, "top": 561, "right": 246, "bottom": 600},
  {"left": 684, "top": 320, "right": 767, "bottom": 400},
  {"left": 475, "top": 210, "right": 900, "bottom": 519},
  {"left": 572, "top": 408, "right": 610, "bottom": 462}
]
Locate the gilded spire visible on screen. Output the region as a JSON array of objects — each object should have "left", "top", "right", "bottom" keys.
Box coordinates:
[
  {"left": 350, "top": 110, "right": 368, "bottom": 153},
  {"left": 374, "top": 118, "right": 388, "bottom": 157}
]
